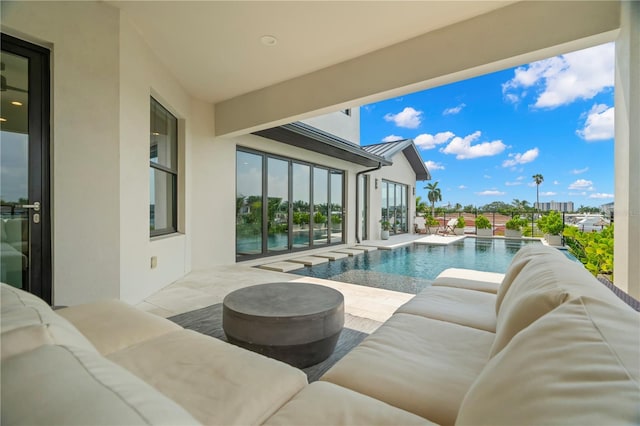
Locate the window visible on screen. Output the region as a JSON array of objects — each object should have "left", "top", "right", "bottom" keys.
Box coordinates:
[
  {"left": 236, "top": 147, "right": 344, "bottom": 260},
  {"left": 150, "top": 97, "right": 178, "bottom": 236},
  {"left": 381, "top": 180, "right": 408, "bottom": 234}
]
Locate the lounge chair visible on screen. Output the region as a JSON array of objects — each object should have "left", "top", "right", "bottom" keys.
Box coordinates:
[{"left": 440, "top": 218, "right": 458, "bottom": 235}]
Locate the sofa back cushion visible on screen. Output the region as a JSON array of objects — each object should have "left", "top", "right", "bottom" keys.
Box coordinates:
[
  {"left": 495, "top": 244, "right": 564, "bottom": 314},
  {"left": 490, "top": 247, "right": 630, "bottom": 357},
  {"left": 1, "top": 283, "right": 96, "bottom": 360},
  {"left": 1, "top": 344, "right": 200, "bottom": 425},
  {"left": 456, "top": 296, "right": 640, "bottom": 426}
]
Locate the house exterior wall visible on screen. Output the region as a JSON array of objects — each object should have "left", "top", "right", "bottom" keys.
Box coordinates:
[
  {"left": 300, "top": 109, "right": 361, "bottom": 144},
  {"left": 367, "top": 153, "right": 419, "bottom": 240},
  {"left": 1, "top": 1, "right": 122, "bottom": 305}
]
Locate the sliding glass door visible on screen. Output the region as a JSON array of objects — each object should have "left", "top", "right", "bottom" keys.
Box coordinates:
[
  {"left": 381, "top": 180, "right": 408, "bottom": 234},
  {"left": 236, "top": 148, "right": 345, "bottom": 260}
]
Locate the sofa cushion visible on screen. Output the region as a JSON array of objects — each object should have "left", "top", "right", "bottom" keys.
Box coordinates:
[
  {"left": 432, "top": 268, "right": 504, "bottom": 294},
  {"left": 495, "top": 244, "right": 565, "bottom": 314},
  {"left": 107, "top": 329, "right": 307, "bottom": 426},
  {"left": 491, "top": 249, "right": 631, "bottom": 357},
  {"left": 321, "top": 313, "right": 495, "bottom": 425},
  {"left": 57, "top": 299, "right": 182, "bottom": 355},
  {"left": 396, "top": 286, "right": 497, "bottom": 332},
  {"left": 1, "top": 283, "right": 96, "bottom": 359},
  {"left": 265, "top": 381, "right": 435, "bottom": 426},
  {"left": 456, "top": 297, "right": 640, "bottom": 426},
  {"left": 1, "top": 344, "right": 200, "bottom": 425}
]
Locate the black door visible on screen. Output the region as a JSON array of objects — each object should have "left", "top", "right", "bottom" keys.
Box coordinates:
[{"left": 1, "top": 34, "right": 52, "bottom": 304}]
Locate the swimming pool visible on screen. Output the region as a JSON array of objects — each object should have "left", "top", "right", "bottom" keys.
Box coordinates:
[{"left": 292, "top": 238, "right": 542, "bottom": 294}]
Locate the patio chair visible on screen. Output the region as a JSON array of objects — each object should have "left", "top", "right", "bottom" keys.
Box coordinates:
[{"left": 439, "top": 218, "right": 458, "bottom": 235}]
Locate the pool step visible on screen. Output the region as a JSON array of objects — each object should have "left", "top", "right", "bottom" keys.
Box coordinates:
[
  {"left": 353, "top": 246, "right": 378, "bottom": 252},
  {"left": 259, "top": 261, "right": 305, "bottom": 273},
  {"left": 313, "top": 252, "right": 349, "bottom": 261},
  {"left": 332, "top": 248, "right": 366, "bottom": 256},
  {"left": 289, "top": 256, "right": 330, "bottom": 266}
]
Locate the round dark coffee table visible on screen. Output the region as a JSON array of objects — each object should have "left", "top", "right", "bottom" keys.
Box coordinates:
[{"left": 222, "top": 282, "right": 344, "bottom": 368}]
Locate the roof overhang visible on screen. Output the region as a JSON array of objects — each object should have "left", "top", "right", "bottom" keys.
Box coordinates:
[
  {"left": 402, "top": 144, "right": 431, "bottom": 181},
  {"left": 253, "top": 123, "right": 392, "bottom": 168}
]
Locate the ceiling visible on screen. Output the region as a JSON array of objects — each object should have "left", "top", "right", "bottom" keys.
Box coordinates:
[{"left": 110, "top": 1, "right": 515, "bottom": 104}]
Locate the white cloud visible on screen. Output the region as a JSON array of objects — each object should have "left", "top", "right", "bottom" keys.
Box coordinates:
[
  {"left": 576, "top": 104, "right": 614, "bottom": 141},
  {"left": 382, "top": 134, "right": 404, "bottom": 142},
  {"left": 502, "top": 147, "right": 539, "bottom": 167},
  {"left": 553, "top": 180, "right": 560, "bottom": 185},
  {"left": 458, "top": 185, "right": 468, "bottom": 190},
  {"left": 571, "top": 167, "right": 589, "bottom": 175},
  {"left": 414, "top": 131, "right": 455, "bottom": 150},
  {"left": 440, "top": 131, "right": 506, "bottom": 160},
  {"left": 483, "top": 174, "right": 492, "bottom": 179},
  {"left": 476, "top": 190, "right": 506, "bottom": 196},
  {"left": 589, "top": 193, "right": 614, "bottom": 199},
  {"left": 516, "top": 176, "right": 525, "bottom": 181},
  {"left": 443, "top": 103, "right": 466, "bottom": 116},
  {"left": 540, "top": 191, "right": 557, "bottom": 196},
  {"left": 569, "top": 191, "right": 588, "bottom": 196},
  {"left": 505, "top": 181, "right": 522, "bottom": 186},
  {"left": 502, "top": 43, "right": 614, "bottom": 109},
  {"left": 384, "top": 107, "right": 423, "bottom": 129},
  {"left": 424, "top": 160, "right": 445, "bottom": 171},
  {"left": 568, "top": 179, "right": 594, "bottom": 190}
]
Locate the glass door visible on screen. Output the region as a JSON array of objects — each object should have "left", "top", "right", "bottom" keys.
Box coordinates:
[
  {"left": 329, "top": 171, "right": 344, "bottom": 243},
  {"left": 267, "top": 158, "right": 289, "bottom": 253},
  {"left": 1, "top": 34, "right": 51, "bottom": 303},
  {"left": 291, "top": 163, "right": 310, "bottom": 249}
]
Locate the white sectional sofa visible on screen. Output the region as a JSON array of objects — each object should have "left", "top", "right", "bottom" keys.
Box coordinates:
[{"left": 2, "top": 245, "right": 639, "bottom": 425}]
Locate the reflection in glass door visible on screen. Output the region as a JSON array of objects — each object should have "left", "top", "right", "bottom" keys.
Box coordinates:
[
  {"left": 1, "top": 34, "right": 51, "bottom": 303},
  {"left": 267, "top": 158, "right": 289, "bottom": 252},
  {"left": 381, "top": 180, "right": 408, "bottom": 235},
  {"left": 312, "top": 168, "right": 328, "bottom": 246},
  {"left": 236, "top": 151, "right": 263, "bottom": 257},
  {"left": 330, "top": 171, "right": 343, "bottom": 243},
  {"left": 292, "top": 163, "right": 310, "bottom": 249}
]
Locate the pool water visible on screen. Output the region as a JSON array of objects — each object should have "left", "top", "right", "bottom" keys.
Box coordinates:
[{"left": 292, "top": 238, "right": 542, "bottom": 294}]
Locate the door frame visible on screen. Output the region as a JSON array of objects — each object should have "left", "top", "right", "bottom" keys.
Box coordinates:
[{"left": 2, "top": 33, "right": 52, "bottom": 304}]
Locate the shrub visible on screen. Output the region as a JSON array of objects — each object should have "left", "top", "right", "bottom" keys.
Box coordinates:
[
  {"left": 425, "top": 216, "right": 439, "bottom": 226},
  {"left": 475, "top": 215, "right": 492, "bottom": 229},
  {"left": 456, "top": 216, "right": 466, "bottom": 228},
  {"left": 380, "top": 220, "right": 391, "bottom": 231},
  {"left": 564, "top": 225, "right": 614, "bottom": 277},
  {"left": 505, "top": 217, "right": 528, "bottom": 231},
  {"left": 537, "top": 210, "right": 564, "bottom": 235}
]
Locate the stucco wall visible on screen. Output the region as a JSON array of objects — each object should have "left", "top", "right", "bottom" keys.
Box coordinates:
[
  {"left": 1, "top": 1, "right": 121, "bottom": 305},
  {"left": 118, "top": 17, "right": 195, "bottom": 303},
  {"left": 367, "top": 152, "right": 420, "bottom": 240},
  {"left": 300, "top": 108, "right": 361, "bottom": 144}
]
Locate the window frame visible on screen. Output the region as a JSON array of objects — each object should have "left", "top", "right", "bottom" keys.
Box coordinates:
[{"left": 149, "top": 97, "right": 178, "bottom": 237}]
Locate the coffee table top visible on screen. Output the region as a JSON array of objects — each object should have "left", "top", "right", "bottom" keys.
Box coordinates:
[{"left": 223, "top": 282, "right": 344, "bottom": 319}]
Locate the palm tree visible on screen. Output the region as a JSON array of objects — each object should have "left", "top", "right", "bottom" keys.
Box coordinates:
[
  {"left": 532, "top": 174, "right": 544, "bottom": 210},
  {"left": 415, "top": 196, "right": 427, "bottom": 215},
  {"left": 425, "top": 181, "right": 442, "bottom": 217}
]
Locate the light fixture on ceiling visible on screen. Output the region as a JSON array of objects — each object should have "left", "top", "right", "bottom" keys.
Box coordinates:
[
  {"left": 11, "top": 101, "right": 22, "bottom": 106},
  {"left": 151, "top": 132, "right": 160, "bottom": 136},
  {"left": 0, "top": 118, "right": 7, "bottom": 122},
  {"left": 260, "top": 35, "right": 278, "bottom": 46}
]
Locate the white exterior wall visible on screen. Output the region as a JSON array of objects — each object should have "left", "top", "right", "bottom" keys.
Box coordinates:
[
  {"left": 300, "top": 108, "right": 361, "bottom": 144},
  {"left": 1, "top": 1, "right": 121, "bottom": 305},
  {"left": 614, "top": 0, "right": 640, "bottom": 298},
  {"left": 1, "top": 2, "right": 212, "bottom": 304},
  {"left": 367, "top": 153, "right": 419, "bottom": 240},
  {"left": 118, "top": 18, "right": 195, "bottom": 303}
]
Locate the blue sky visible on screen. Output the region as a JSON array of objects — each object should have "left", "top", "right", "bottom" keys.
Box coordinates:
[{"left": 360, "top": 43, "right": 615, "bottom": 209}]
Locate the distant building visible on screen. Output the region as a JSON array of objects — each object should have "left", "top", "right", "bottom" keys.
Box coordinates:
[
  {"left": 601, "top": 202, "right": 614, "bottom": 218},
  {"left": 535, "top": 201, "right": 575, "bottom": 212}
]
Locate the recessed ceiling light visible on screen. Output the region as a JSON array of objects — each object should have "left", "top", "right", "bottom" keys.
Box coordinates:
[
  {"left": 0, "top": 118, "right": 6, "bottom": 122},
  {"left": 151, "top": 132, "right": 160, "bottom": 136},
  {"left": 11, "top": 101, "right": 23, "bottom": 106},
  {"left": 260, "top": 35, "right": 278, "bottom": 46}
]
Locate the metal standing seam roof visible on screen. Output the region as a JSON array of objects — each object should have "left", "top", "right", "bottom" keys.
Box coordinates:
[
  {"left": 253, "top": 123, "right": 430, "bottom": 180},
  {"left": 363, "top": 139, "right": 431, "bottom": 181}
]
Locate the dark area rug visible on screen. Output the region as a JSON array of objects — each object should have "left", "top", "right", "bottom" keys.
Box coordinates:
[{"left": 168, "top": 304, "right": 368, "bottom": 382}]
